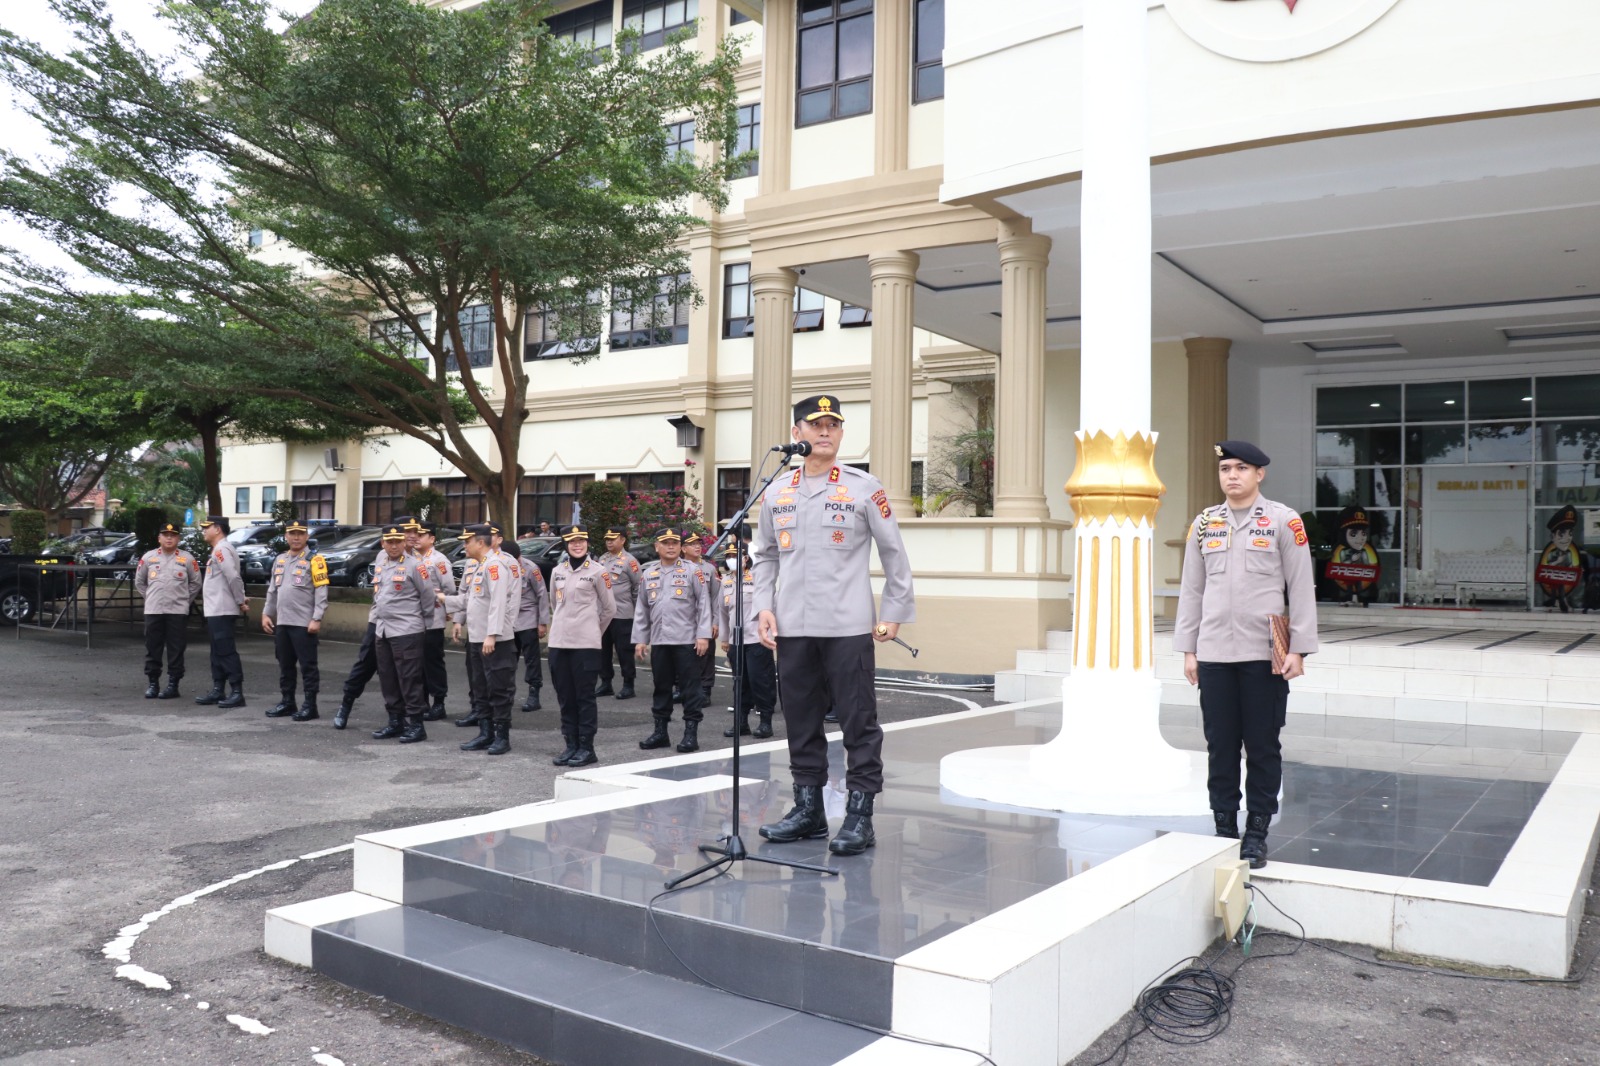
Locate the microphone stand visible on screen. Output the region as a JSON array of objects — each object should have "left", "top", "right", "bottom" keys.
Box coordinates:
[{"left": 665, "top": 446, "right": 837, "bottom": 889}]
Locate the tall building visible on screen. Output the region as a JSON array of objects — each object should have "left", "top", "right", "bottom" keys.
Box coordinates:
[{"left": 225, "top": 0, "right": 1600, "bottom": 673}]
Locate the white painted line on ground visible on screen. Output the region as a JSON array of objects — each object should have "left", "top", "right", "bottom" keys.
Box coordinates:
[{"left": 101, "top": 841, "right": 356, "bottom": 1057}]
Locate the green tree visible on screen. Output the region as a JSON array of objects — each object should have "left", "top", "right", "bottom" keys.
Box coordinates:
[
  {"left": 403, "top": 485, "right": 449, "bottom": 527},
  {"left": 107, "top": 447, "right": 209, "bottom": 516},
  {"left": 0, "top": 0, "right": 743, "bottom": 530},
  {"left": 578, "top": 478, "right": 628, "bottom": 538}
]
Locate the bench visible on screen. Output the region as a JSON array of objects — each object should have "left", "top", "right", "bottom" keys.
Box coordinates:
[{"left": 1432, "top": 540, "right": 1527, "bottom": 605}]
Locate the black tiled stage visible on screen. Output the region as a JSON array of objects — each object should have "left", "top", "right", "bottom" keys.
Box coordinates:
[{"left": 405, "top": 706, "right": 1566, "bottom": 997}]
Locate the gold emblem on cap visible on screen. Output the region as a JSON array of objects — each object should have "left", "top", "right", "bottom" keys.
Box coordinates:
[
  {"left": 818, "top": 396, "right": 833, "bottom": 411},
  {"left": 1213, "top": 444, "right": 1224, "bottom": 457}
]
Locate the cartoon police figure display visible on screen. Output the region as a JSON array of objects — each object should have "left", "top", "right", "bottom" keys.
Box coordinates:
[
  {"left": 1536, "top": 505, "right": 1586, "bottom": 613},
  {"left": 1325, "top": 506, "right": 1380, "bottom": 605}
]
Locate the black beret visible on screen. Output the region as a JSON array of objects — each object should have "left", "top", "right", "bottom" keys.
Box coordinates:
[
  {"left": 1548, "top": 504, "right": 1579, "bottom": 532},
  {"left": 1337, "top": 506, "right": 1369, "bottom": 530},
  {"left": 1214, "top": 440, "right": 1270, "bottom": 467},
  {"left": 793, "top": 394, "right": 845, "bottom": 424}
]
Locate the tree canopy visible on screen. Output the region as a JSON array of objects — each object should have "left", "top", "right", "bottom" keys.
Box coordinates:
[{"left": 0, "top": 0, "right": 744, "bottom": 528}]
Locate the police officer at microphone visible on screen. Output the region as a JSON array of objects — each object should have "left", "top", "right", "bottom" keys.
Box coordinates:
[
  {"left": 754, "top": 395, "right": 915, "bottom": 856},
  {"left": 1175, "top": 441, "right": 1319, "bottom": 869}
]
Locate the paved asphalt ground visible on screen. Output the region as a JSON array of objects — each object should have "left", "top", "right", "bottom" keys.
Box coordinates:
[{"left": 2, "top": 622, "right": 1598, "bottom": 1066}]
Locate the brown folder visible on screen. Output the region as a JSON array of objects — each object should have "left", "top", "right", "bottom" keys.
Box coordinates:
[{"left": 1270, "top": 613, "right": 1291, "bottom": 675}]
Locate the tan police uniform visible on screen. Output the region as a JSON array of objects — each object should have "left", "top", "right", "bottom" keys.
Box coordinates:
[
  {"left": 262, "top": 532, "right": 329, "bottom": 719},
  {"left": 368, "top": 528, "right": 437, "bottom": 741},
  {"left": 547, "top": 529, "right": 616, "bottom": 762},
  {"left": 596, "top": 533, "right": 642, "bottom": 697},
  {"left": 632, "top": 535, "right": 713, "bottom": 750},
  {"left": 134, "top": 525, "right": 201, "bottom": 696}
]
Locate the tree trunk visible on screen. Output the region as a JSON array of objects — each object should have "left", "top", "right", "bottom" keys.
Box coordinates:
[{"left": 196, "top": 418, "right": 224, "bottom": 517}]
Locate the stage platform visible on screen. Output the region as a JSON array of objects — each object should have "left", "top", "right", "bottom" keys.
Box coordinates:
[{"left": 267, "top": 697, "right": 1600, "bottom": 1066}]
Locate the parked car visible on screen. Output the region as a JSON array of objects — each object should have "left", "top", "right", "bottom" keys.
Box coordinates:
[
  {"left": 41, "top": 527, "right": 123, "bottom": 555},
  {"left": 319, "top": 529, "right": 390, "bottom": 588},
  {"left": 237, "top": 523, "right": 372, "bottom": 582},
  {"left": 0, "top": 550, "right": 78, "bottom": 626},
  {"left": 78, "top": 533, "right": 140, "bottom": 578}
]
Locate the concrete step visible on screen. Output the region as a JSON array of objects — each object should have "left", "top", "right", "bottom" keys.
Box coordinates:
[{"left": 308, "top": 903, "right": 878, "bottom": 1066}]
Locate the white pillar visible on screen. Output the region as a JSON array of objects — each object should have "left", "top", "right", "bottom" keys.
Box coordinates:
[{"left": 941, "top": 0, "right": 1204, "bottom": 815}]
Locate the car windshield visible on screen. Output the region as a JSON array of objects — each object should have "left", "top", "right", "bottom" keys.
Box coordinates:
[
  {"left": 518, "top": 537, "right": 558, "bottom": 554},
  {"left": 225, "top": 527, "right": 266, "bottom": 545},
  {"left": 327, "top": 530, "right": 384, "bottom": 552}
]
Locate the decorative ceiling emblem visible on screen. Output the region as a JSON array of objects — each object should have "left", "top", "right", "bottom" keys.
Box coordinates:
[{"left": 1167, "top": 0, "right": 1402, "bottom": 62}]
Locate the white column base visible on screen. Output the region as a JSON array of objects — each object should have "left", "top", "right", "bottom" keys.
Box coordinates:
[{"left": 941, "top": 672, "right": 1211, "bottom": 816}]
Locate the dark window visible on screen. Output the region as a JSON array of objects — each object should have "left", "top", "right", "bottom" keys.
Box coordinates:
[
  {"left": 665, "top": 118, "right": 696, "bottom": 159},
  {"left": 247, "top": 228, "right": 264, "bottom": 249},
  {"left": 549, "top": 0, "right": 614, "bottom": 56},
  {"left": 839, "top": 302, "right": 871, "bottom": 327},
  {"left": 622, "top": 471, "right": 685, "bottom": 494},
  {"left": 524, "top": 291, "right": 602, "bottom": 360},
  {"left": 911, "top": 460, "right": 924, "bottom": 499},
  {"left": 793, "top": 287, "right": 825, "bottom": 332},
  {"left": 623, "top": 0, "right": 698, "bottom": 51},
  {"left": 370, "top": 313, "right": 432, "bottom": 361},
  {"left": 519, "top": 474, "right": 585, "bottom": 530},
  {"left": 797, "top": 0, "right": 874, "bottom": 126},
  {"left": 262, "top": 486, "right": 278, "bottom": 511},
  {"left": 291, "top": 484, "right": 336, "bottom": 522},
  {"left": 731, "top": 9, "right": 753, "bottom": 25},
  {"left": 361, "top": 479, "right": 419, "bottom": 526},
  {"left": 913, "top": 0, "right": 944, "bottom": 102},
  {"left": 733, "top": 102, "right": 760, "bottom": 178},
  {"left": 717, "top": 467, "right": 750, "bottom": 523},
  {"left": 235, "top": 487, "right": 251, "bottom": 515},
  {"left": 723, "top": 262, "right": 753, "bottom": 338},
  {"left": 444, "top": 304, "right": 494, "bottom": 371},
  {"left": 610, "top": 273, "right": 691, "bottom": 350},
  {"left": 430, "top": 477, "right": 487, "bottom": 527}
]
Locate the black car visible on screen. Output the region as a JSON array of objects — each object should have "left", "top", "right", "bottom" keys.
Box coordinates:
[
  {"left": 238, "top": 523, "right": 372, "bottom": 583},
  {"left": 41, "top": 527, "right": 123, "bottom": 555},
  {"left": 317, "top": 528, "right": 391, "bottom": 588},
  {"left": 78, "top": 533, "right": 140, "bottom": 578}
]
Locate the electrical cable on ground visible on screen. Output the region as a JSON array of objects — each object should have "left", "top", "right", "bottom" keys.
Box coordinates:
[
  {"left": 646, "top": 864, "right": 1001, "bottom": 1066},
  {"left": 1089, "top": 878, "right": 1598, "bottom": 1065}
]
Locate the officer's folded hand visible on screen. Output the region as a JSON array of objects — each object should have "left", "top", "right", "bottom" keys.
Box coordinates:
[
  {"left": 1183, "top": 652, "right": 1198, "bottom": 686},
  {"left": 1281, "top": 653, "right": 1306, "bottom": 681},
  {"left": 308, "top": 620, "right": 320, "bottom": 635},
  {"left": 483, "top": 636, "right": 496, "bottom": 655},
  {"left": 538, "top": 625, "right": 548, "bottom": 639},
  {"left": 261, "top": 615, "right": 274, "bottom": 634},
  {"left": 635, "top": 643, "right": 649, "bottom": 660},
  {"left": 694, "top": 638, "right": 709, "bottom": 656},
  {"left": 757, "top": 610, "right": 778, "bottom": 651}
]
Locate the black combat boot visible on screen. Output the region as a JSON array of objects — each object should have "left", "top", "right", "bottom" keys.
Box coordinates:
[
  {"left": 639, "top": 718, "right": 672, "bottom": 749},
  {"left": 567, "top": 734, "right": 597, "bottom": 767},
  {"left": 828, "top": 791, "right": 877, "bottom": 856},
  {"left": 616, "top": 683, "right": 634, "bottom": 700},
  {"left": 144, "top": 678, "right": 160, "bottom": 699},
  {"left": 594, "top": 679, "right": 614, "bottom": 698},
  {"left": 371, "top": 714, "right": 404, "bottom": 740},
  {"left": 157, "top": 679, "right": 181, "bottom": 700},
  {"left": 217, "top": 682, "right": 247, "bottom": 709},
  {"left": 520, "top": 690, "right": 541, "bottom": 713},
  {"left": 1213, "top": 810, "right": 1240, "bottom": 839},
  {"left": 454, "top": 703, "right": 487, "bottom": 728},
  {"left": 724, "top": 711, "right": 751, "bottom": 738},
  {"left": 460, "top": 718, "right": 493, "bottom": 752},
  {"left": 265, "top": 696, "right": 297, "bottom": 718},
  {"left": 397, "top": 716, "right": 428, "bottom": 744},
  {"left": 752, "top": 710, "right": 774, "bottom": 739},
  {"left": 333, "top": 700, "right": 353, "bottom": 730},
  {"left": 552, "top": 732, "right": 579, "bottom": 766},
  {"left": 292, "top": 697, "right": 320, "bottom": 722},
  {"left": 824, "top": 708, "right": 840, "bottom": 723},
  {"left": 1239, "top": 812, "right": 1271, "bottom": 870},
  {"left": 485, "top": 722, "right": 511, "bottom": 756},
  {"left": 194, "top": 683, "right": 224, "bottom": 706},
  {"left": 676, "top": 721, "right": 700, "bottom": 753},
  {"left": 760, "top": 785, "right": 829, "bottom": 842},
  {"left": 422, "top": 697, "right": 447, "bottom": 722}
]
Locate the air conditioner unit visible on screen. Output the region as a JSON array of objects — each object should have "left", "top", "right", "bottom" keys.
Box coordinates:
[{"left": 324, "top": 447, "right": 344, "bottom": 472}]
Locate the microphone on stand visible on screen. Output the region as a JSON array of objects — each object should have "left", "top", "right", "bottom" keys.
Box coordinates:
[{"left": 771, "top": 441, "right": 813, "bottom": 457}]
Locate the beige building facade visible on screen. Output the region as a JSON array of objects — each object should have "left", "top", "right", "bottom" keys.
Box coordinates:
[{"left": 225, "top": 0, "right": 1600, "bottom": 675}]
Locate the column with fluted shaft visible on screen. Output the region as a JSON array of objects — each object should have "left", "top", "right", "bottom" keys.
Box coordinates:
[
  {"left": 749, "top": 267, "right": 799, "bottom": 468},
  {"left": 757, "top": 1, "right": 795, "bottom": 196},
  {"left": 993, "top": 220, "right": 1052, "bottom": 520},
  {"left": 868, "top": 250, "right": 919, "bottom": 513},
  {"left": 1184, "top": 337, "right": 1231, "bottom": 516}
]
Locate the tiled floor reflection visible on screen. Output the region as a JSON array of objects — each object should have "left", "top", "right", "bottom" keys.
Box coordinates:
[{"left": 410, "top": 706, "right": 1570, "bottom": 967}]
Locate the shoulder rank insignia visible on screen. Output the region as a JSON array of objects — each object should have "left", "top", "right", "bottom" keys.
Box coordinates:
[
  {"left": 829, "top": 466, "right": 841, "bottom": 483},
  {"left": 790, "top": 468, "right": 802, "bottom": 488}
]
